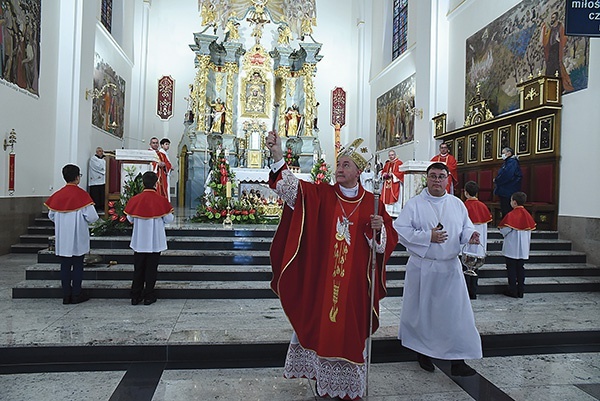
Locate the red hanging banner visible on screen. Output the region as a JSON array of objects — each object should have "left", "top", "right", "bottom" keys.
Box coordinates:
[
  {"left": 331, "top": 87, "right": 346, "bottom": 128},
  {"left": 9, "top": 153, "right": 15, "bottom": 194},
  {"left": 157, "top": 75, "right": 174, "bottom": 120}
]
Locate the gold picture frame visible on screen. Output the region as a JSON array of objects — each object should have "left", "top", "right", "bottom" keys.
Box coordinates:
[
  {"left": 467, "top": 133, "right": 479, "bottom": 164},
  {"left": 455, "top": 138, "right": 465, "bottom": 165},
  {"left": 516, "top": 120, "right": 531, "bottom": 156},
  {"left": 497, "top": 125, "right": 511, "bottom": 159},
  {"left": 481, "top": 130, "right": 494, "bottom": 161},
  {"left": 536, "top": 115, "right": 554, "bottom": 154}
]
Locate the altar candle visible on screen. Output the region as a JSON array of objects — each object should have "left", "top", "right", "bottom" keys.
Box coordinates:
[{"left": 226, "top": 181, "right": 232, "bottom": 198}]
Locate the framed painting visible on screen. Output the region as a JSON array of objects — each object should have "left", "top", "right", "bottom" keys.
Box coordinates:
[
  {"left": 91, "top": 53, "right": 126, "bottom": 139},
  {"left": 516, "top": 120, "right": 531, "bottom": 156},
  {"left": 456, "top": 138, "right": 465, "bottom": 165},
  {"left": 536, "top": 115, "right": 555, "bottom": 154},
  {"left": 497, "top": 125, "right": 511, "bottom": 159},
  {"left": 375, "top": 74, "right": 415, "bottom": 151},
  {"left": 482, "top": 130, "right": 494, "bottom": 161},
  {"left": 467, "top": 133, "right": 479, "bottom": 164}
]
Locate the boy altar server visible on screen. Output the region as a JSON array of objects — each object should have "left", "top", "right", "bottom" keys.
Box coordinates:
[
  {"left": 463, "top": 181, "right": 492, "bottom": 299},
  {"left": 45, "top": 164, "right": 99, "bottom": 304},
  {"left": 124, "top": 171, "right": 174, "bottom": 305},
  {"left": 498, "top": 191, "right": 536, "bottom": 298}
]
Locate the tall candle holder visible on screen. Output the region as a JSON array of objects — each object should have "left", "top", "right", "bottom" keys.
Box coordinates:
[{"left": 223, "top": 198, "right": 233, "bottom": 229}]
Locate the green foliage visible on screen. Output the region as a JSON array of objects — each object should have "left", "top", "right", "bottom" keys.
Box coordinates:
[
  {"left": 310, "top": 158, "right": 332, "bottom": 184},
  {"left": 191, "top": 150, "right": 271, "bottom": 224},
  {"left": 91, "top": 166, "right": 144, "bottom": 236}
]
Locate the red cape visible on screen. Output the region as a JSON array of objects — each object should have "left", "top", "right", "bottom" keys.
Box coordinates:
[
  {"left": 124, "top": 189, "right": 174, "bottom": 218},
  {"left": 269, "top": 171, "right": 397, "bottom": 364},
  {"left": 44, "top": 184, "right": 94, "bottom": 212},
  {"left": 498, "top": 206, "right": 536, "bottom": 230},
  {"left": 465, "top": 198, "right": 492, "bottom": 225}
]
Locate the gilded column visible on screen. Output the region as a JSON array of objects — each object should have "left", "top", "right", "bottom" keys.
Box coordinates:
[
  {"left": 224, "top": 63, "right": 238, "bottom": 135},
  {"left": 301, "top": 63, "right": 316, "bottom": 137},
  {"left": 192, "top": 55, "right": 211, "bottom": 132}
]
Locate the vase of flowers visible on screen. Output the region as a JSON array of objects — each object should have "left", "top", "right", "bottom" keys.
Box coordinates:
[{"left": 310, "top": 158, "right": 332, "bottom": 185}]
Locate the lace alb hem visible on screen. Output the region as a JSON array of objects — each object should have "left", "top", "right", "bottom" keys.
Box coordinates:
[{"left": 283, "top": 342, "right": 366, "bottom": 400}]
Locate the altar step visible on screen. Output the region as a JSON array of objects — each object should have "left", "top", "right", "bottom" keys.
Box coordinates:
[
  {"left": 11, "top": 262, "right": 600, "bottom": 299},
  {"left": 35, "top": 248, "right": 588, "bottom": 266}
]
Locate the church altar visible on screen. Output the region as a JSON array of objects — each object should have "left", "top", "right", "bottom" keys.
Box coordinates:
[{"left": 176, "top": 0, "right": 324, "bottom": 209}]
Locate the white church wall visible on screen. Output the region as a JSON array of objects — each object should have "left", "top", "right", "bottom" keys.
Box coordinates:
[
  {"left": 446, "top": 0, "right": 600, "bottom": 219},
  {"left": 0, "top": 1, "right": 59, "bottom": 198}
]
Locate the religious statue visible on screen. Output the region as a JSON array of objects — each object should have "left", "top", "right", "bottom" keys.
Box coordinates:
[
  {"left": 285, "top": 104, "right": 302, "bottom": 137},
  {"left": 210, "top": 98, "right": 226, "bottom": 134},
  {"left": 224, "top": 18, "right": 241, "bottom": 42},
  {"left": 277, "top": 24, "right": 293, "bottom": 46},
  {"left": 245, "top": 72, "right": 266, "bottom": 115}
]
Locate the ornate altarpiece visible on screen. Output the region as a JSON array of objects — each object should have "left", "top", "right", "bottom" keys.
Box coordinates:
[{"left": 177, "top": 0, "right": 324, "bottom": 208}]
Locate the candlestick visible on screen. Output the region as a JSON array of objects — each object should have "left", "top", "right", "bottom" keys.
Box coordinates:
[{"left": 226, "top": 181, "right": 232, "bottom": 198}]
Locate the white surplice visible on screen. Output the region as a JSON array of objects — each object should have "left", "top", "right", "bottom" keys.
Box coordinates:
[
  {"left": 48, "top": 205, "right": 99, "bottom": 257},
  {"left": 499, "top": 226, "right": 531, "bottom": 259},
  {"left": 127, "top": 213, "right": 175, "bottom": 253},
  {"left": 393, "top": 188, "right": 482, "bottom": 360}
]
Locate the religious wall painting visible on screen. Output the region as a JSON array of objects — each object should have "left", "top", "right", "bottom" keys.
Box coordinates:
[
  {"left": 91, "top": 53, "right": 126, "bottom": 139},
  {"left": 498, "top": 125, "right": 511, "bottom": 159},
  {"left": 467, "top": 133, "right": 478, "bottom": 164},
  {"left": 375, "top": 74, "right": 416, "bottom": 151},
  {"left": 465, "top": 0, "right": 589, "bottom": 117},
  {"left": 455, "top": 138, "right": 465, "bottom": 165},
  {"left": 0, "top": 0, "right": 42, "bottom": 96},
  {"left": 482, "top": 130, "right": 494, "bottom": 161},
  {"left": 241, "top": 70, "right": 270, "bottom": 118},
  {"left": 516, "top": 120, "right": 531, "bottom": 156},
  {"left": 536, "top": 115, "right": 554, "bottom": 154}
]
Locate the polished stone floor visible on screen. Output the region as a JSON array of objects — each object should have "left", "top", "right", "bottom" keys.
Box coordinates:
[{"left": 1, "top": 253, "right": 599, "bottom": 400}]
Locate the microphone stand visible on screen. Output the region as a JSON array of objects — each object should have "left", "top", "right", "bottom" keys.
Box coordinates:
[{"left": 366, "top": 175, "right": 382, "bottom": 396}]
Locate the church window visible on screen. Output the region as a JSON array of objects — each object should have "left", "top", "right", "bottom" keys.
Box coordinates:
[{"left": 392, "top": 0, "right": 408, "bottom": 60}]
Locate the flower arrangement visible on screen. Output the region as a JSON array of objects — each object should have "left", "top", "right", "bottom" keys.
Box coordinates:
[
  {"left": 191, "top": 149, "right": 269, "bottom": 224},
  {"left": 91, "top": 166, "right": 144, "bottom": 236},
  {"left": 284, "top": 147, "right": 298, "bottom": 167},
  {"left": 310, "top": 158, "right": 332, "bottom": 185}
]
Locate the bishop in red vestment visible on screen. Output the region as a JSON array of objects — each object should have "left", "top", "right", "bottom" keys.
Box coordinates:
[
  {"left": 266, "top": 133, "right": 397, "bottom": 400},
  {"left": 431, "top": 142, "right": 458, "bottom": 195}
]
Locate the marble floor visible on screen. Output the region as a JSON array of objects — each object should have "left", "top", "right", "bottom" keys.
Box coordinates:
[{"left": 0, "top": 253, "right": 599, "bottom": 401}]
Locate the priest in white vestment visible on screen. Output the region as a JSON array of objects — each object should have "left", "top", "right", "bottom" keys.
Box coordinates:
[{"left": 393, "top": 162, "right": 483, "bottom": 376}]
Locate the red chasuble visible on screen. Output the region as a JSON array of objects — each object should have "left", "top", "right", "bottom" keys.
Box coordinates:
[
  {"left": 465, "top": 198, "right": 492, "bottom": 225},
  {"left": 269, "top": 171, "right": 397, "bottom": 364},
  {"left": 498, "top": 206, "right": 536, "bottom": 230},
  {"left": 381, "top": 158, "right": 404, "bottom": 205},
  {"left": 152, "top": 151, "right": 172, "bottom": 200},
  {"left": 430, "top": 153, "right": 458, "bottom": 193},
  {"left": 124, "top": 189, "right": 174, "bottom": 218},
  {"left": 44, "top": 184, "right": 94, "bottom": 212}
]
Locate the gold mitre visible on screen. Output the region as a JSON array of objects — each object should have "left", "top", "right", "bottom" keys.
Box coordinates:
[{"left": 338, "top": 138, "right": 372, "bottom": 171}]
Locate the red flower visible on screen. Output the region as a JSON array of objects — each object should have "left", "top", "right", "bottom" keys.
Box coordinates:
[
  {"left": 242, "top": 210, "right": 248, "bottom": 215},
  {"left": 110, "top": 214, "right": 118, "bottom": 221},
  {"left": 221, "top": 210, "right": 227, "bottom": 216},
  {"left": 108, "top": 201, "right": 115, "bottom": 207},
  {"left": 108, "top": 208, "right": 115, "bottom": 215},
  {"left": 119, "top": 216, "right": 127, "bottom": 222}
]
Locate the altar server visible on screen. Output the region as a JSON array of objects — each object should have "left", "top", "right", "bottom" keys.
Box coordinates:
[
  {"left": 124, "top": 171, "right": 174, "bottom": 305},
  {"left": 45, "top": 164, "right": 99, "bottom": 304},
  {"left": 498, "top": 191, "right": 536, "bottom": 298},
  {"left": 393, "top": 162, "right": 482, "bottom": 376}
]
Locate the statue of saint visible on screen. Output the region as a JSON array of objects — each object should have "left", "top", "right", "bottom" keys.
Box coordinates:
[
  {"left": 285, "top": 105, "right": 302, "bottom": 137},
  {"left": 210, "top": 98, "right": 226, "bottom": 133}
]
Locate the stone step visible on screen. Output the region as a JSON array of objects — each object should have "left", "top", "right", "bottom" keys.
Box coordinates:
[
  {"left": 12, "top": 275, "right": 600, "bottom": 299},
  {"left": 84, "top": 235, "right": 572, "bottom": 252},
  {"left": 23, "top": 263, "right": 600, "bottom": 282},
  {"left": 36, "top": 248, "right": 588, "bottom": 265}
]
